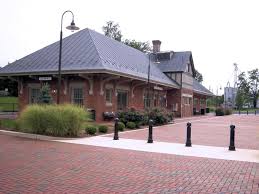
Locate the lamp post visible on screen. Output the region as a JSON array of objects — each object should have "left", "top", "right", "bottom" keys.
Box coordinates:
[
  {"left": 57, "top": 10, "right": 80, "bottom": 104},
  {"left": 146, "top": 52, "right": 159, "bottom": 143},
  {"left": 147, "top": 53, "right": 159, "bottom": 108}
]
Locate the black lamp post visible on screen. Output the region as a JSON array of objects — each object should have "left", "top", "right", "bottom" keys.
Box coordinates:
[
  {"left": 57, "top": 10, "right": 80, "bottom": 104},
  {"left": 147, "top": 53, "right": 159, "bottom": 108}
]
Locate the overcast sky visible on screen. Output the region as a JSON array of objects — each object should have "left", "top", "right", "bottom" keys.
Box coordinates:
[{"left": 1, "top": 0, "right": 259, "bottom": 94}]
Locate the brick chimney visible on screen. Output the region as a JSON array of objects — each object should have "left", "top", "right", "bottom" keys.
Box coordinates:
[{"left": 152, "top": 40, "right": 161, "bottom": 53}]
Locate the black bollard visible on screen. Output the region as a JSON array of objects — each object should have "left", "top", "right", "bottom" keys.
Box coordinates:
[
  {"left": 247, "top": 110, "right": 248, "bottom": 115},
  {"left": 229, "top": 125, "right": 236, "bottom": 151},
  {"left": 255, "top": 110, "right": 257, "bottom": 115},
  {"left": 185, "top": 122, "right": 192, "bottom": 147},
  {"left": 147, "top": 119, "right": 154, "bottom": 143},
  {"left": 113, "top": 118, "right": 119, "bottom": 140},
  {"left": 239, "top": 110, "right": 240, "bottom": 115}
]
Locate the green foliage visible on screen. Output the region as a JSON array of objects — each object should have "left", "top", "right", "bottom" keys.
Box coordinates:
[
  {"left": 0, "top": 78, "right": 18, "bottom": 96},
  {"left": 118, "top": 108, "right": 173, "bottom": 127},
  {"left": 102, "top": 21, "right": 122, "bottom": 41},
  {"left": 248, "top": 68, "right": 259, "bottom": 108},
  {"left": 102, "top": 21, "right": 151, "bottom": 53},
  {"left": 85, "top": 125, "right": 97, "bottom": 135},
  {"left": 117, "top": 122, "right": 125, "bottom": 131},
  {"left": 236, "top": 69, "right": 259, "bottom": 108},
  {"left": 19, "top": 104, "right": 87, "bottom": 137},
  {"left": 126, "top": 121, "right": 136, "bottom": 129},
  {"left": 38, "top": 83, "right": 52, "bottom": 104},
  {"left": 98, "top": 125, "right": 108, "bottom": 133},
  {"left": 224, "top": 108, "right": 232, "bottom": 115},
  {"left": 194, "top": 69, "right": 203, "bottom": 83},
  {"left": 215, "top": 107, "right": 224, "bottom": 116},
  {"left": 235, "top": 89, "right": 245, "bottom": 109},
  {"left": 0, "top": 97, "right": 18, "bottom": 112},
  {"left": 124, "top": 39, "right": 151, "bottom": 52},
  {"left": 0, "top": 119, "right": 19, "bottom": 129},
  {"left": 206, "top": 95, "right": 224, "bottom": 107},
  {"left": 147, "top": 108, "right": 173, "bottom": 125},
  {"left": 118, "top": 108, "right": 144, "bottom": 125}
]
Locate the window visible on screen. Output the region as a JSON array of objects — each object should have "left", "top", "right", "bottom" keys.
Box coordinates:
[
  {"left": 72, "top": 88, "right": 84, "bottom": 106},
  {"left": 117, "top": 90, "right": 128, "bottom": 110},
  {"left": 29, "top": 88, "right": 40, "bottom": 104},
  {"left": 160, "top": 96, "right": 167, "bottom": 107},
  {"left": 105, "top": 89, "right": 113, "bottom": 104},
  {"left": 194, "top": 98, "right": 198, "bottom": 106},
  {"left": 183, "top": 97, "right": 192, "bottom": 105},
  {"left": 144, "top": 92, "right": 153, "bottom": 108}
]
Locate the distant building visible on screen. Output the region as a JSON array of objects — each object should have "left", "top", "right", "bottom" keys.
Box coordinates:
[{"left": 224, "top": 87, "right": 237, "bottom": 108}]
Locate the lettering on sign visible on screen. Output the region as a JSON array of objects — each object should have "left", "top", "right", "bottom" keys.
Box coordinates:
[{"left": 39, "top": 77, "right": 52, "bottom": 81}]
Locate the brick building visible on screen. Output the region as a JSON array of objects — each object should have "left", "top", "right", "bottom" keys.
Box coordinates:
[{"left": 0, "top": 28, "right": 213, "bottom": 121}]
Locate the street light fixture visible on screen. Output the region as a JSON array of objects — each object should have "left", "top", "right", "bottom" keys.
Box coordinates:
[{"left": 57, "top": 10, "right": 80, "bottom": 104}]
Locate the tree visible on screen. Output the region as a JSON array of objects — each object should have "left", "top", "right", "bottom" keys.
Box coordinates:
[
  {"left": 0, "top": 78, "right": 18, "bottom": 96},
  {"left": 236, "top": 72, "right": 251, "bottom": 108},
  {"left": 102, "top": 21, "right": 151, "bottom": 52},
  {"left": 102, "top": 21, "right": 122, "bottom": 42},
  {"left": 38, "top": 83, "right": 52, "bottom": 104},
  {"left": 248, "top": 68, "right": 259, "bottom": 108},
  {"left": 194, "top": 69, "right": 203, "bottom": 83},
  {"left": 235, "top": 89, "right": 245, "bottom": 109},
  {"left": 123, "top": 39, "right": 151, "bottom": 52}
]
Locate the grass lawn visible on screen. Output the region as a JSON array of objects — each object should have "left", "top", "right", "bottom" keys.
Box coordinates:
[
  {"left": 0, "top": 119, "right": 17, "bottom": 129},
  {"left": 0, "top": 97, "right": 18, "bottom": 112}
]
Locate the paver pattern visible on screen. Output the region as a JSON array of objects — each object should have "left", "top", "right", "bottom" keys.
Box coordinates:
[
  {"left": 107, "top": 115, "right": 259, "bottom": 149},
  {"left": 0, "top": 134, "right": 259, "bottom": 194}
]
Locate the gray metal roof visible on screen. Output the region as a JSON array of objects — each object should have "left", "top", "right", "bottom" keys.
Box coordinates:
[
  {"left": 157, "top": 51, "right": 192, "bottom": 72},
  {"left": 193, "top": 78, "right": 214, "bottom": 96},
  {"left": 0, "top": 28, "right": 179, "bottom": 88}
]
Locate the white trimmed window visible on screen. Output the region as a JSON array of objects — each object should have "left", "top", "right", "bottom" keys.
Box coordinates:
[
  {"left": 29, "top": 88, "right": 40, "bottom": 104},
  {"left": 72, "top": 87, "right": 84, "bottom": 106},
  {"left": 105, "top": 89, "right": 113, "bottom": 104},
  {"left": 183, "top": 97, "right": 192, "bottom": 105}
]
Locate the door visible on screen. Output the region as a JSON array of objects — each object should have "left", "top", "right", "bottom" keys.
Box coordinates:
[{"left": 117, "top": 90, "right": 128, "bottom": 111}]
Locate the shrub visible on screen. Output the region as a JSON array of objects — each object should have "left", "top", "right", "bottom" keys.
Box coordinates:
[
  {"left": 224, "top": 108, "right": 232, "bottom": 115},
  {"left": 19, "top": 104, "right": 87, "bottom": 137},
  {"left": 85, "top": 125, "right": 97, "bottom": 135},
  {"left": 118, "top": 108, "right": 144, "bottom": 125},
  {"left": 146, "top": 108, "right": 173, "bottom": 125},
  {"left": 215, "top": 107, "right": 224, "bottom": 116},
  {"left": 117, "top": 122, "right": 125, "bottom": 131},
  {"left": 126, "top": 121, "right": 136, "bottom": 129},
  {"left": 98, "top": 125, "right": 108, "bottom": 133}
]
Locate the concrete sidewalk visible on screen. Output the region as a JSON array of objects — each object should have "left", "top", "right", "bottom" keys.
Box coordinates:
[{"left": 55, "top": 136, "right": 259, "bottom": 163}]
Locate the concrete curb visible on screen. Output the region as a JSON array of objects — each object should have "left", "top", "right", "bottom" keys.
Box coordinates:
[{"left": 0, "top": 129, "right": 78, "bottom": 141}]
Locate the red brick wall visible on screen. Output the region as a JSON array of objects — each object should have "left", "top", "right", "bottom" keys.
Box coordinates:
[
  {"left": 193, "top": 93, "right": 207, "bottom": 113},
  {"left": 181, "top": 88, "right": 193, "bottom": 117},
  {"left": 167, "top": 89, "right": 181, "bottom": 117},
  {"left": 17, "top": 74, "right": 209, "bottom": 122}
]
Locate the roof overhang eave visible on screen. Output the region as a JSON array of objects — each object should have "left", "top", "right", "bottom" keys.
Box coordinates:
[
  {"left": 0, "top": 69, "right": 180, "bottom": 89},
  {"left": 193, "top": 89, "right": 214, "bottom": 97}
]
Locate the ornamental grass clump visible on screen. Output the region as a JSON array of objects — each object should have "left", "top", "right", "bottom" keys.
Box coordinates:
[{"left": 19, "top": 104, "right": 87, "bottom": 137}]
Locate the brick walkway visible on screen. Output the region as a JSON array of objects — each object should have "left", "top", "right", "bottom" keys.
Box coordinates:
[
  {"left": 107, "top": 115, "right": 259, "bottom": 150},
  {"left": 0, "top": 134, "right": 259, "bottom": 193}
]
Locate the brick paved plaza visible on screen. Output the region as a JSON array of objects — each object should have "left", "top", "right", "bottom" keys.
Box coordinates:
[
  {"left": 108, "top": 115, "right": 259, "bottom": 150},
  {"left": 0, "top": 115, "right": 259, "bottom": 193}
]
